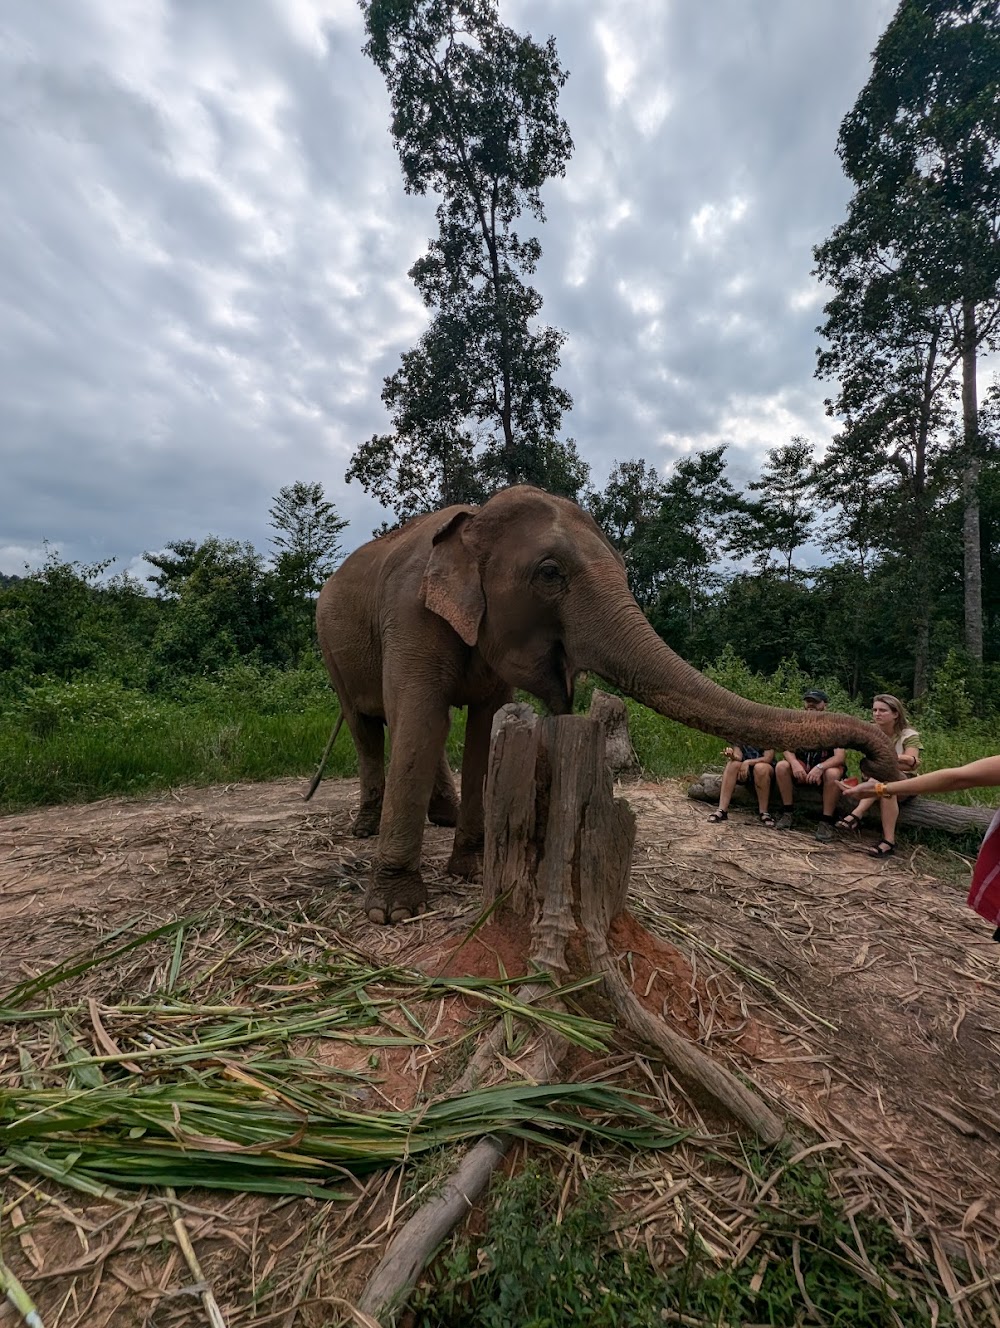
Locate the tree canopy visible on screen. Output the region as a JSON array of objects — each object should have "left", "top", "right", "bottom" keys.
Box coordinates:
[{"left": 348, "top": 0, "right": 583, "bottom": 521}]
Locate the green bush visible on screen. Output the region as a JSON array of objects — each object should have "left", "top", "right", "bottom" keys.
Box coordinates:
[{"left": 410, "top": 1164, "right": 944, "bottom": 1327}]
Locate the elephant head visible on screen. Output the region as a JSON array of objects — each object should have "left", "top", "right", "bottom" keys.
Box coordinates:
[{"left": 421, "top": 486, "right": 898, "bottom": 778}]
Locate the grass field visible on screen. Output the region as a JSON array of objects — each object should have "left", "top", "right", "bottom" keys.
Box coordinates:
[{"left": 0, "top": 660, "right": 996, "bottom": 815}]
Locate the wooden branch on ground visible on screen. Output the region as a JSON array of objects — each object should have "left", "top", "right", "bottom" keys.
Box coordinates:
[
  {"left": 687, "top": 772, "right": 994, "bottom": 834},
  {"left": 357, "top": 1026, "right": 567, "bottom": 1324}
]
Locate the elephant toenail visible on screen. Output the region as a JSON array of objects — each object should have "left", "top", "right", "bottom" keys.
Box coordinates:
[
  {"left": 368, "top": 908, "right": 386, "bottom": 924},
  {"left": 389, "top": 907, "right": 412, "bottom": 922}
]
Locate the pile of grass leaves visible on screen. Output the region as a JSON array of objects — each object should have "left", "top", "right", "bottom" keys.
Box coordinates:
[{"left": 0, "top": 915, "right": 690, "bottom": 1203}]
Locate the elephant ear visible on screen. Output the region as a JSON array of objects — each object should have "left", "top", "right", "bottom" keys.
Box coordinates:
[{"left": 421, "top": 510, "right": 485, "bottom": 647}]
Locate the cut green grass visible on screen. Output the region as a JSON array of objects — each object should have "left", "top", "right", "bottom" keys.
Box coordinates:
[{"left": 0, "top": 919, "right": 683, "bottom": 1201}]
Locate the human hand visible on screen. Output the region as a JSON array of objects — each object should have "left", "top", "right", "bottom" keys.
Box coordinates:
[
  {"left": 791, "top": 761, "right": 807, "bottom": 783},
  {"left": 739, "top": 760, "right": 752, "bottom": 779},
  {"left": 806, "top": 766, "right": 824, "bottom": 785},
  {"left": 841, "top": 778, "right": 877, "bottom": 798}
]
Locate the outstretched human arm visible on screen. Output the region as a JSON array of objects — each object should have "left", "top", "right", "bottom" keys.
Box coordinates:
[{"left": 843, "top": 756, "right": 1000, "bottom": 801}]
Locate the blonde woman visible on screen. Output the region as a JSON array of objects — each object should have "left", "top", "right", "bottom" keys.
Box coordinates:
[
  {"left": 841, "top": 756, "right": 1000, "bottom": 941},
  {"left": 835, "top": 694, "right": 921, "bottom": 857}
]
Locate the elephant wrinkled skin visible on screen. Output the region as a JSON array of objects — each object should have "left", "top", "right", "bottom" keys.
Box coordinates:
[{"left": 316, "top": 486, "right": 897, "bottom": 922}]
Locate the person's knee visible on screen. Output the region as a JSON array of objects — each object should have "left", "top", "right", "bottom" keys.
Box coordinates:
[
  {"left": 754, "top": 763, "right": 772, "bottom": 785},
  {"left": 775, "top": 760, "right": 790, "bottom": 774},
  {"left": 822, "top": 767, "right": 842, "bottom": 784}
]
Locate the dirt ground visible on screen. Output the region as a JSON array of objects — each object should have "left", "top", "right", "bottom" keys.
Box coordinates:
[{"left": 2, "top": 774, "right": 999, "bottom": 1325}]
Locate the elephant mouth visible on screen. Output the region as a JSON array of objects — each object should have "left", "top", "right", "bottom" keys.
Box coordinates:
[{"left": 547, "top": 643, "right": 576, "bottom": 715}]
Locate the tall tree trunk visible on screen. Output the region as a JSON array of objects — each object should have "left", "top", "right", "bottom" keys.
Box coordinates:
[
  {"left": 913, "top": 611, "right": 931, "bottom": 699},
  {"left": 911, "top": 333, "right": 936, "bottom": 697},
  {"left": 961, "top": 299, "right": 983, "bottom": 662}
]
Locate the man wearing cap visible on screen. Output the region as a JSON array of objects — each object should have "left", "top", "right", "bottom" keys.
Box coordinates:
[{"left": 772, "top": 689, "right": 846, "bottom": 838}]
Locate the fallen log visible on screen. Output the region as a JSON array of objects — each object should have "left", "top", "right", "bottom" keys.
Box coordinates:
[
  {"left": 687, "top": 772, "right": 995, "bottom": 834},
  {"left": 357, "top": 1020, "right": 566, "bottom": 1324}
]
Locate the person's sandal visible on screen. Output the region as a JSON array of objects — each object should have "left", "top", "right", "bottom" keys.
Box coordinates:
[
  {"left": 868, "top": 839, "right": 895, "bottom": 857},
  {"left": 758, "top": 811, "right": 776, "bottom": 828},
  {"left": 836, "top": 813, "right": 863, "bottom": 831},
  {"left": 707, "top": 809, "right": 728, "bottom": 823}
]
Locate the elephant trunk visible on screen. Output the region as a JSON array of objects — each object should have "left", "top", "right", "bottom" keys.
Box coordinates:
[{"left": 576, "top": 594, "right": 899, "bottom": 780}]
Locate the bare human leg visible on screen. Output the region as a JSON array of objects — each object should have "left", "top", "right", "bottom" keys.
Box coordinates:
[
  {"left": 754, "top": 762, "right": 775, "bottom": 822},
  {"left": 709, "top": 760, "right": 741, "bottom": 821}
]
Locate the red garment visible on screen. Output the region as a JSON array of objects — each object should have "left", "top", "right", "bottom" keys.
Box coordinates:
[{"left": 967, "top": 806, "right": 1000, "bottom": 929}]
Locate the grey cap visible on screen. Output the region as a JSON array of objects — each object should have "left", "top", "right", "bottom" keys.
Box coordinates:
[{"left": 802, "top": 688, "right": 829, "bottom": 702}]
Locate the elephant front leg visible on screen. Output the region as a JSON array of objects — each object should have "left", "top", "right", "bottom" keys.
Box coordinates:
[
  {"left": 447, "top": 688, "right": 511, "bottom": 880},
  {"left": 365, "top": 703, "right": 450, "bottom": 924}
]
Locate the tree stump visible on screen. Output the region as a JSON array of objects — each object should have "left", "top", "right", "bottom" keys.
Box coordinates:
[
  {"left": 588, "top": 689, "right": 641, "bottom": 782},
  {"left": 687, "top": 771, "right": 995, "bottom": 835},
  {"left": 483, "top": 704, "right": 787, "bottom": 1144},
  {"left": 358, "top": 706, "right": 789, "bottom": 1324}
]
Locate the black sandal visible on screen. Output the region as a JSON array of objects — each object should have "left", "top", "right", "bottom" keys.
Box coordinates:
[
  {"left": 758, "top": 811, "right": 776, "bottom": 828},
  {"left": 836, "top": 813, "right": 863, "bottom": 831},
  {"left": 868, "top": 839, "right": 895, "bottom": 858},
  {"left": 707, "top": 809, "right": 729, "bottom": 823}
]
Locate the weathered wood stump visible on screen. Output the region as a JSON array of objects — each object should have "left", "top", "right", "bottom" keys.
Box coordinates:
[
  {"left": 484, "top": 704, "right": 786, "bottom": 1142},
  {"left": 358, "top": 708, "right": 787, "bottom": 1324},
  {"left": 483, "top": 703, "right": 635, "bottom": 973},
  {"left": 587, "top": 688, "right": 641, "bottom": 782},
  {"left": 687, "top": 771, "right": 994, "bottom": 834}
]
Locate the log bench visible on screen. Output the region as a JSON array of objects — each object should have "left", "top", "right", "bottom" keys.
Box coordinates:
[{"left": 686, "top": 771, "right": 995, "bottom": 835}]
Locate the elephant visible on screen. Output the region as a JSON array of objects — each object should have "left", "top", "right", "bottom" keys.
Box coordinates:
[{"left": 316, "top": 485, "right": 897, "bottom": 923}]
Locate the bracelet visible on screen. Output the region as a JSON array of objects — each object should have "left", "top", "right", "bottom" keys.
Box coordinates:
[{"left": 874, "top": 782, "right": 887, "bottom": 798}]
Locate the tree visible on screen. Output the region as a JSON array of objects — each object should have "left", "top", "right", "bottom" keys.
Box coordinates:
[
  {"left": 349, "top": 0, "right": 579, "bottom": 519},
  {"left": 586, "top": 458, "right": 664, "bottom": 592},
  {"left": 725, "top": 439, "right": 817, "bottom": 580},
  {"left": 268, "top": 482, "right": 348, "bottom": 598},
  {"left": 832, "top": 0, "right": 1000, "bottom": 660},
  {"left": 635, "top": 448, "right": 738, "bottom": 635},
  {"left": 144, "top": 537, "right": 282, "bottom": 675}
]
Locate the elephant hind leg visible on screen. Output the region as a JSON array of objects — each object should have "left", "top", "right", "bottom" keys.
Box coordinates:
[
  {"left": 428, "top": 749, "right": 460, "bottom": 827},
  {"left": 347, "top": 712, "right": 385, "bottom": 838}
]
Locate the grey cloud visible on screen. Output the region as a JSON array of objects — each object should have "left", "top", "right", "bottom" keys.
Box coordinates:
[{"left": 0, "top": 0, "right": 897, "bottom": 578}]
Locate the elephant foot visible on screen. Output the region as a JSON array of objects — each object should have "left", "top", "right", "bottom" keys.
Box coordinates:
[
  {"left": 364, "top": 867, "right": 428, "bottom": 925},
  {"left": 446, "top": 836, "right": 483, "bottom": 882},
  {"left": 427, "top": 792, "right": 460, "bottom": 828},
  {"left": 351, "top": 802, "right": 383, "bottom": 839}
]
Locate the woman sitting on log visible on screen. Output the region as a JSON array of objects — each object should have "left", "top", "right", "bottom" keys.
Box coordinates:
[
  {"left": 708, "top": 744, "right": 776, "bottom": 827},
  {"left": 842, "top": 755, "right": 1000, "bottom": 941},
  {"left": 836, "top": 694, "right": 921, "bottom": 857}
]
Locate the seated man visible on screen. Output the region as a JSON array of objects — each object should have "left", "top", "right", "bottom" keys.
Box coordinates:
[
  {"left": 707, "top": 743, "right": 776, "bottom": 827},
  {"left": 774, "top": 688, "right": 846, "bottom": 838}
]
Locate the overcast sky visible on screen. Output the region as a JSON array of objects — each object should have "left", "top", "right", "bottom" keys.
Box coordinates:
[{"left": 0, "top": 0, "right": 898, "bottom": 579}]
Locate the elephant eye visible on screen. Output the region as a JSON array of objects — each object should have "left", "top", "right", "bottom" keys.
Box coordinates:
[{"left": 535, "top": 560, "right": 563, "bottom": 583}]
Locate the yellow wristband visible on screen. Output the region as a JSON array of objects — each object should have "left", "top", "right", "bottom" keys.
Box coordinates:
[{"left": 874, "top": 782, "right": 887, "bottom": 798}]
